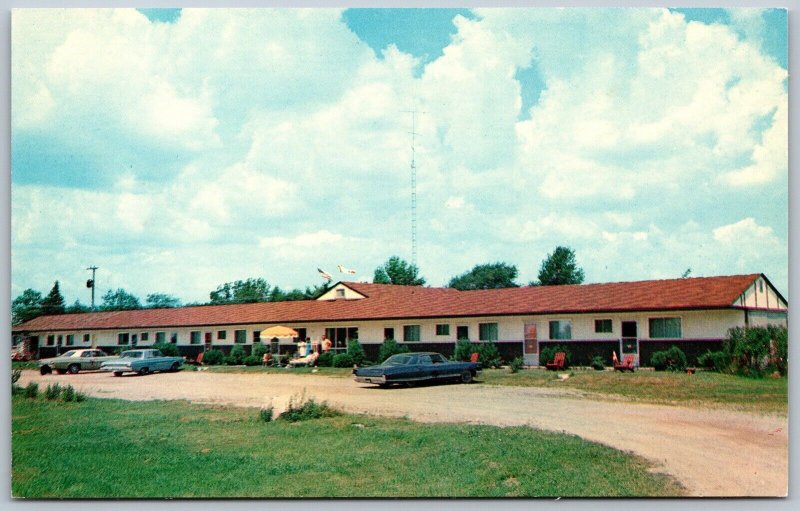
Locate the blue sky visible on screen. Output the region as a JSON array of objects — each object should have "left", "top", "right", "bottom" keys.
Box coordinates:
[{"left": 11, "top": 7, "right": 788, "bottom": 305}]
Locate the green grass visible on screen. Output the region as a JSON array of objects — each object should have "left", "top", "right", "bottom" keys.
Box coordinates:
[
  {"left": 12, "top": 361, "right": 39, "bottom": 370},
  {"left": 481, "top": 368, "right": 788, "bottom": 414},
  {"left": 12, "top": 396, "right": 684, "bottom": 498}
]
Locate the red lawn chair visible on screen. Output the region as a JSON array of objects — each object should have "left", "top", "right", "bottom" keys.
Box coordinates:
[
  {"left": 546, "top": 352, "right": 566, "bottom": 371},
  {"left": 469, "top": 352, "right": 479, "bottom": 363},
  {"left": 185, "top": 352, "right": 204, "bottom": 366},
  {"left": 614, "top": 354, "right": 635, "bottom": 372}
]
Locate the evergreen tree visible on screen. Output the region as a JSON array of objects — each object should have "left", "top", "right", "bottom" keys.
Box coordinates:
[
  {"left": 12, "top": 289, "right": 44, "bottom": 325},
  {"left": 535, "top": 246, "right": 585, "bottom": 286},
  {"left": 373, "top": 256, "right": 426, "bottom": 286},
  {"left": 40, "top": 281, "right": 66, "bottom": 315}
]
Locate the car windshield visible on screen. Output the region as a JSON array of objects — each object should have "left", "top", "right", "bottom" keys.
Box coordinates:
[
  {"left": 120, "top": 351, "right": 143, "bottom": 359},
  {"left": 60, "top": 350, "right": 79, "bottom": 358},
  {"left": 383, "top": 354, "right": 415, "bottom": 366}
]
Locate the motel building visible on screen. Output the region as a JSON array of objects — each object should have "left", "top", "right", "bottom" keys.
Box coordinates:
[{"left": 12, "top": 273, "right": 787, "bottom": 367}]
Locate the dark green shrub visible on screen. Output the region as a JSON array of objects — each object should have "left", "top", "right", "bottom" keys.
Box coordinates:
[
  {"left": 769, "top": 324, "right": 788, "bottom": 376},
  {"left": 509, "top": 357, "right": 524, "bottom": 373},
  {"left": 75, "top": 391, "right": 87, "bottom": 402},
  {"left": 12, "top": 368, "right": 22, "bottom": 385},
  {"left": 697, "top": 350, "right": 731, "bottom": 372},
  {"left": 62, "top": 385, "right": 75, "bottom": 402},
  {"left": 346, "top": 340, "right": 366, "bottom": 366},
  {"left": 317, "top": 352, "right": 334, "bottom": 367},
  {"left": 452, "top": 339, "right": 475, "bottom": 361},
  {"left": 45, "top": 383, "right": 62, "bottom": 401},
  {"left": 24, "top": 382, "right": 39, "bottom": 399},
  {"left": 153, "top": 342, "right": 179, "bottom": 357},
  {"left": 226, "top": 345, "right": 246, "bottom": 365},
  {"left": 243, "top": 355, "right": 261, "bottom": 366},
  {"left": 590, "top": 356, "right": 605, "bottom": 371},
  {"left": 477, "top": 342, "right": 502, "bottom": 368},
  {"left": 252, "top": 342, "right": 268, "bottom": 360},
  {"left": 259, "top": 406, "right": 274, "bottom": 422},
  {"left": 202, "top": 349, "right": 225, "bottom": 365},
  {"left": 378, "top": 339, "right": 409, "bottom": 362},
  {"left": 279, "top": 397, "right": 339, "bottom": 422},
  {"left": 333, "top": 353, "right": 354, "bottom": 368},
  {"left": 539, "top": 345, "right": 572, "bottom": 369},
  {"left": 650, "top": 345, "right": 687, "bottom": 371}
]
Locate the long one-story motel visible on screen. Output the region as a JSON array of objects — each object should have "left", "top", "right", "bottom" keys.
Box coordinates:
[{"left": 12, "top": 273, "right": 787, "bottom": 366}]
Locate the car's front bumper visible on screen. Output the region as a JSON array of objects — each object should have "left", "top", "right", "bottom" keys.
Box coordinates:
[
  {"left": 353, "top": 375, "right": 386, "bottom": 384},
  {"left": 101, "top": 365, "right": 132, "bottom": 372}
]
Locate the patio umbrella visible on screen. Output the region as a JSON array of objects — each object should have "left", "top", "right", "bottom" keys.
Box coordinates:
[{"left": 259, "top": 326, "right": 299, "bottom": 367}]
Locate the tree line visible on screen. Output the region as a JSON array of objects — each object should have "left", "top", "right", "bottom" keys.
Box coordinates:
[{"left": 11, "top": 245, "right": 584, "bottom": 325}]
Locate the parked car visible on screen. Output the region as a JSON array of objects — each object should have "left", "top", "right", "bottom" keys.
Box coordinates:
[
  {"left": 353, "top": 352, "right": 481, "bottom": 387},
  {"left": 100, "top": 349, "right": 183, "bottom": 376},
  {"left": 38, "top": 349, "right": 117, "bottom": 375}
]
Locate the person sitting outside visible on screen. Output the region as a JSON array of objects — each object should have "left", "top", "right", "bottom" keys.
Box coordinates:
[
  {"left": 288, "top": 351, "right": 318, "bottom": 367},
  {"left": 262, "top": 352, "right": 272, "bottom": 367}
]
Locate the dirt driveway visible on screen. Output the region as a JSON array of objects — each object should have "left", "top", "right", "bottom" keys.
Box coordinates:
[{"left": 18, "top": 370, "right": 788, "bottom": 497}]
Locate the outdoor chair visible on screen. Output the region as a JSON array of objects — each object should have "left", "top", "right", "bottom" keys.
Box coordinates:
[
  {"left": 469, "top": 352, "right": 479, "bottom": 363},
  {"left": 545, "top": 351, "right": 566, "bottom": 371},
  {"left": 184, "top": 352, "right": 204, "bottom": 366},
  {"left": 614, "top": 354, "right": 635, "bottom": 372}
]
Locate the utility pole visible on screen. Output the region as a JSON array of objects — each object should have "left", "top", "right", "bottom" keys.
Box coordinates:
[{"left": 86, "top": 266, "right": 98, "bottom": 310}]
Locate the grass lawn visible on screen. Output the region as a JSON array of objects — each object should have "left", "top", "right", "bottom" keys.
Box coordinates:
[
  {"left": 480, "top": 368, "right": 788, "bottom": 414},
  {"left": 12, "top": 396, "right": 684, "bottom": 498}
]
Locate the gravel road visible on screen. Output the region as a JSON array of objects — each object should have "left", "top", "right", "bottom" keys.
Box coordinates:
[{"left": 17, "top": 369, "right": 788, "bottom": 497}]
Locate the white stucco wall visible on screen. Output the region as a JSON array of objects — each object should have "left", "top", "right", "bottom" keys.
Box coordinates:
[{"left": 737, "top": 276, "right": 787, "bottom": 310}]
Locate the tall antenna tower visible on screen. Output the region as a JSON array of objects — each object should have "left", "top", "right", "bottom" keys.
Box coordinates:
[{"left": 403, "top": 107, "right": 425, "bottom": 266}]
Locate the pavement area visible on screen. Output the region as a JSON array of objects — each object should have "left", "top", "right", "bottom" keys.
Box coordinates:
[{"left": 17, "top": 369, "right": 788, "bottom": 497}]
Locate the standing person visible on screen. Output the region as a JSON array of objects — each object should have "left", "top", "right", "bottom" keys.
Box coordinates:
[
  {"left": 321, "top": 335, "right": 332, "bottom": 353},
  {"left": 305, "top": 337, "right": 312, "bottom": 356}
]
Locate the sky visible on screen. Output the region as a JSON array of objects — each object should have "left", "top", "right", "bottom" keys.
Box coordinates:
[{"left": 10, "top": 7, "right": 789, "bottom": 306}]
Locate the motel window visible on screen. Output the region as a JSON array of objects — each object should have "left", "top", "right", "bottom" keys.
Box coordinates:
[
  {"left": 456, "top": 325, "right": 469, "bottom": 340},
  {"left": 384, "top": 327, "right": 395, "bottom": 341},
  {"left": 117, "top": 333, "right": 130, "bottom": 345},
  {"left": 190, "top": 331, "right": 202, "bottom": 345},
  {"left": 435, "top": 324, "right": 450, "bottom": 336},
  {"left": 57, "top": 335, "right": 63, "bottom": 345},
  {"left": 479, "top": 323, "right": 498, "bottom": 341},
  {"left": 336, "top": 289, "right": 346, "bottom": 298},
  {"left": 253, "top": 331, "right": 261, "bottom": 343},
  {"left": 170, "top": 332, "right": 178, "bottom": 344},
  {"left": 141, "top": 333, "right": 149, "bottom": 342},
  {"left": 66, "top": 334, "right": 75, "bottom": 346},
  {"left": 156, "top": 332, "right": 165, "bottom": 343},
  {"left": 47, "top": 335, "right": 55, "bottom": 346},
  {"left": 217, "top": 330, "right": 227, "bottom": 341},
  {"left": 83, "top": 333, "right": 91, "bottom": 343},
  {"left": 131, "top": 334, "right": 138, "bottom": 346},
  {"left": 325, "top": 327, "right": 358, "bottom": 350},
  {"left": 403, "top": 325, "right": 421, "bottom": 342},
  {"left": 234, "top": 330, "right": 247, "bottom": 344},
  {"left": 549, "top": 320, "right": 572, "bottom": 340},
  {"left": 649, "top": 318, "right": 682, "bottom": 339},
  {"left": 294, "top": 328, "right": 308, "bottom": 343},
  {"left": 594, "top": 319, "right": 613, "bottom": 334}
]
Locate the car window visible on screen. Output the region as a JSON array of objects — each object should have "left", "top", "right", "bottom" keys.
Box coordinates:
[
  {"left": 152, "top": 350, "right": 162, "bottom": 357},
  {"left": 418, "top": 355, "right": 432, "bottom": 365},
  {"left": 384, "top": 354, "right": 413, "bottom": 366},
  {"left": 430, "top": 354, "right": 447, "bottom": 364},
  {"left": 121, "top": 351, "right": 143, "bottom": 359},
  {"left": 61, "top": 350, "right": 78, "bottom": 358},
  {"left": 81, "top": 351, "right": 92, "bottom": 358}
]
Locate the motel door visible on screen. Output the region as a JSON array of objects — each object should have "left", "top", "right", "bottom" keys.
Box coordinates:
[
  {"left": 620, "top": 321, "right": 639, "bottom": 367},
  {"left": 204, "top": 332, "right": 213, "bottom": 351},
  {"left": 523, "top": 323, "right": 538, "bottom": 366}
]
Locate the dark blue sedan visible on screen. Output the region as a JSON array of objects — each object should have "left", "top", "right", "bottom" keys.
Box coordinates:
[{"left": 353, "top": 352, "right": 481, "bottom": 387}]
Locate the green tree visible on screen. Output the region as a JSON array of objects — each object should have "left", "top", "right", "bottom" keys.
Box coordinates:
[
  {"left": 65, "top": 300, "right": 91, "bottom": 314},
  {"left": 209, "top": 278, "right": 271, "bottom": 304},
  {"left": 11, "top": 289, "right": 43, "bottom": 325},
  {"left": 448, "top": 262, "right": 519, "bottom": 290},
  {"left": 535, "top": 246, "right": 585, "bottom": 286},
  {"left": 373, "top": 256, "right": 426, "bottom": 286},
  {"left": 145, "top": 293, "right": 181, "bottom": 308},
  {"left": 101, "top": 288, "right": 142, "bottom": 311},
  {"left": 40, "top": 281, "right": 66, "bottom": 315}
]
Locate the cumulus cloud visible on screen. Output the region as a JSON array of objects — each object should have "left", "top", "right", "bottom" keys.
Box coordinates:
[{"left": 10, "top": 7, "right": 788, "bottom": 302}]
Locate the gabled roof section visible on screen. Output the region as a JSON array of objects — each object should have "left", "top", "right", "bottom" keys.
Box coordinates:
[
  {"left": 316, "top": 282, "right": 368, "bottom": 301},
  {"left": 13, "top": 274, "right": 771, "bottom": 333}
]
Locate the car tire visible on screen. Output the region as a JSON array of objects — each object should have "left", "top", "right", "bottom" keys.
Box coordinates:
[
  {"left": 56, "top": 369, "right": 66, "bottom": 375},
  {"left": 40, "top": 365, "right": 52, "bottom": 375},
  {"left": 113, "top": 371, "right": 123, "bottom": 377},
  {"left": 170, "top": 362, "right": 180, "bottom": 372},
  {"left": 67, "top": 364, "right": 80, "bottom": 375},
  {"left": 460, "top": 370, "right": 473, "bottom": 384},
  {"left": 138, "top": 367, "right": 149, "bottom": 376}
]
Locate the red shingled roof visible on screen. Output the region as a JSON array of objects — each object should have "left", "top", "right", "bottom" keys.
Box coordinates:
[{"left": 13, "top": 274, "right": 762, "bottom": 332}]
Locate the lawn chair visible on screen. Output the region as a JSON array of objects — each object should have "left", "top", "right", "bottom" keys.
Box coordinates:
[
  {"left": 545, "top": 352, "right": 566, "bottom": 371},
  {"left": 614, "top": 354, "right": 635, "bottom": 372},
  {"left": 185, "top": 352, "right": 204, "bottom": 366},
  {"left": 469, "top": 352, "right": 479, "bottom": 363}
]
